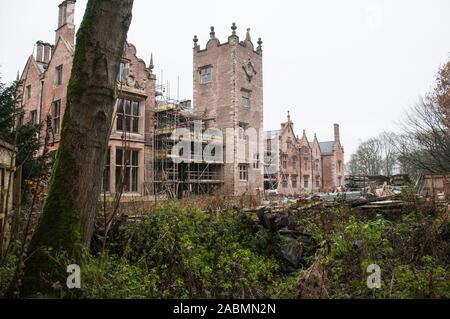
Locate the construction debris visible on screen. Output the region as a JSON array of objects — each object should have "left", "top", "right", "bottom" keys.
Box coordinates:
[
  {"left": 359, "top": 200, "right": 404, "bottom": 209},
  {"left": 308, "top": 191, "right": 375, "bottom": 202},
  {"left": 350, "top": 195, "right": 396, "bottom": 208},
  {"left": 376, "top": 182, "right": 395, "bottom": 197}
]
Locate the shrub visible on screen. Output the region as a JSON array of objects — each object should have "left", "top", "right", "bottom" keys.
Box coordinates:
[
  {"left": 0, "top": 254, "right": 17, "bottom": 297},
  {"left": 116, "top": 204, "right": 284, "bottom": 298},
  {"left": 47, "top": 203, "right": 297, "bottom": 299}
]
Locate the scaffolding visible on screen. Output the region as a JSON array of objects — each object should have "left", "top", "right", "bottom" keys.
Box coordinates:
[
  {"left": 153, "top": 92, "right": 224, "bottom": 199},
  {"left": 263, "top": 131, "right": 280, "bottom": 192}
]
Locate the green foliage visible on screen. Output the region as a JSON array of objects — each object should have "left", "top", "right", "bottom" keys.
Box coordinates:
[
  {"left": 400, "top": 183, "right": 418, "bottom": 202},
  {"left": 116, "top": 204, "right": 284, "bottom": 298},
  {"left": 391, "top": 256, "right": 450, "bottom": 299},
  {"left": 0, "top": 80, "right": 44, "bottom": 183},
  {"left": 325, "top": 216, "right": 395, "bottom": 298},
  {"left": 10, "top": 200, "right": 448, "bottom": 299},
  {"left": 47, "top": 251, "right": 158, "bottom": 299},
  {"left": 291, "top": 204, "right": 450, "bottom": 299},
  {"left": 38, "top": 203, "right": 297, "bottom": 299},
  {"left": 70, "top": 203, "right": 449, "bottom": 300},
  {"left": 15, "top": 122, "right": 45, "bottom": 181},
  {"left": 0, "top": 80, "right": 16, "bottom": 139},
  {"left": 0, "top": 254, "right": 17, "bottom": 297}
]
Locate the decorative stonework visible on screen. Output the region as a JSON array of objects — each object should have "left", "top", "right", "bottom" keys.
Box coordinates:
[
  {"left": 124, "top": 75, "right": 145, "bottom": 91},
  {"left": 243, "top": 60, "right": 257, "bottom": 82}
]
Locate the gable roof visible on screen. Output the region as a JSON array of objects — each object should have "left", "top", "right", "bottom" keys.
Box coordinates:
[
  {"left": 44, "top": 36, "right": 74, "bottom": 70},
  {"left": 298, "top": 134, "right": 311, "bottom": 152},
  {"left": 309, "top": 135, "right": 321, "bottom": 151},
  {"left": 20, "top": 55, "right": 46, "bottom": 82},
  {"left": 279, "top": 120, "right": 300, "bottom": 146},
  {"left": 319, "top": 141, "right": 334, "bottom": 155}
]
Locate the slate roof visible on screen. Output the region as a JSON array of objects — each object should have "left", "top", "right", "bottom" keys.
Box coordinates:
[
  {"left": 36, "top": 62, "right": 47, "bottom": 74},
  {"left": 319, "top": 141, "right": 334, "bottom": 154}
]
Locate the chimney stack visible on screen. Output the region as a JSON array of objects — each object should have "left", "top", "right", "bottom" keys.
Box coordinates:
[
  {"left": 56, "top": 0, "right": 76, "bottom": 46},
  {"left": 36, "top": 41, "right": 44, "bottom": 62},
  {"left": 57, "top": 0, "right": 76, "bottom": 28},
  {"left": 43, "top": 43, "right": 52, "bottom": 63},
  {"left": 334, "top": 124, "right": 340, "bottom": 142}
]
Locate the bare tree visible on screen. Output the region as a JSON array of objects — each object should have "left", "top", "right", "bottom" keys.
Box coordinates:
[
  {"left": 347, "top": 138, "right": 383, "bottom": 176},
  {"left": 434, "top": 60, "right": 450, "bottom": 129},
  {"left": 16, "top": 0, "right": 134, "bottom": 297},
  {"left": 392, "top": 60, "right": 450, "bottom": 177},
  {"left": 379, "top": 132, "right": 398, "bottom": 177}
]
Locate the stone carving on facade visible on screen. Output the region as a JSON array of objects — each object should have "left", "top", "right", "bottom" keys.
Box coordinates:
[
  {"left": 243, "top": 59, "right": 256, "bottom": 82},
  {"left": 124, "top": 75, "right": 145, "bottom": 91},
  {"left": 134, "top": 79, "right": 145, "bottom": 91}
]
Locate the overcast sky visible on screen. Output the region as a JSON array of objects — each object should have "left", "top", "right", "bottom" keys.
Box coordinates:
[{"left": 1, "top": 0, "right": 449, "bottom": 160}]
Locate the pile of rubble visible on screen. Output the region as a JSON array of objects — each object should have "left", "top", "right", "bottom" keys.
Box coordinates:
[
  {"left": 246, "top": 184, "right": 421, "bottom": 268},
  {"left": 240, "top": 205, "right": 315, "bottom": 269},
  {"left": 301, "top": 182, "right": 415, "bottom": 214}
]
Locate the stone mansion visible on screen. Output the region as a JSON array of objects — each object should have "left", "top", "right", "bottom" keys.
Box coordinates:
[{"left": 16, "top": 0, "right": 344, "bottom": 197}]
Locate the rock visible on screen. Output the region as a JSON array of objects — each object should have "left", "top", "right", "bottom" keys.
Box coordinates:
[
  {"left": 279, "top": 227, "right": 314, "bottom": 247},
  {"left": 279, "top": 228, "right": 302, "bottom": 238},
  {"left": 282, "top": 238, "right": 303, "bottom": 268},
  {"left": 256, "top": 207, "right": 289, "bottom": 230},
  {"left": 265, "top": 212, "right": 289, "bottom": 230}
]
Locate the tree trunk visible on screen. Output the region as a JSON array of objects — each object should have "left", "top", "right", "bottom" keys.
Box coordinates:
[{"left": 17, "top": 0, "right": 134, "bottom": 297}]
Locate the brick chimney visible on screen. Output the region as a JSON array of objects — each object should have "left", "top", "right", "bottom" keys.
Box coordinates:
[
  {"left": 334, "top": 124, "right": 340, "bottom": 142},
  {"left": 36, "top": 41, "right": 44, "bottom": 62},
  {"left": 55, "top": 0, "right": 76, "bottom": 47},
  {"left": 43, "top": 43, "right": 52, "bottom": 63}
]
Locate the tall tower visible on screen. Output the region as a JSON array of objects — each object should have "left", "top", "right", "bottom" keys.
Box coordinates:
[{"left": 193, "top": 23, "right": 264, "bottom": 196}]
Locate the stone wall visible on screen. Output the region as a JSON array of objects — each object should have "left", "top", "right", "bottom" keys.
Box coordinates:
[{"left": 193, "top": 25, "right": 264, "bottom": 196}]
